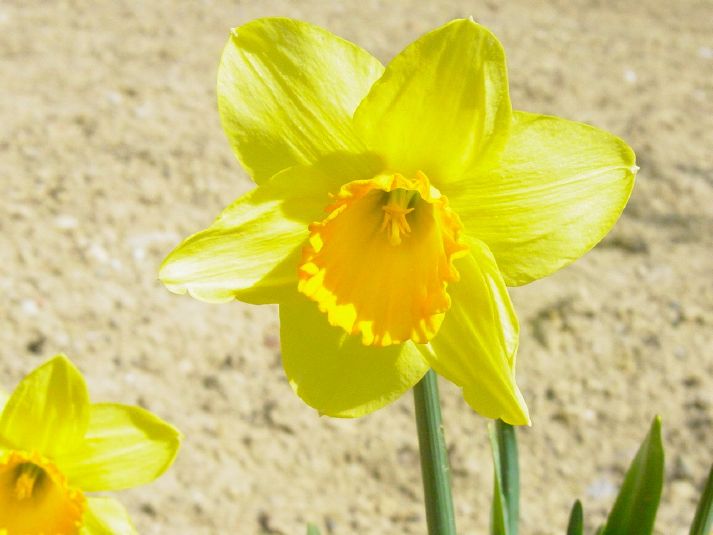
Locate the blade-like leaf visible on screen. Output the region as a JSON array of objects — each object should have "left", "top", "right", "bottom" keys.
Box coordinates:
[
  {"left": 603, "top": 416, "right": 664, "bottom": 535},
  {"left": 306, "top": 523, "right": 321, "bottom": 535},
  {"left": 566, "top": 500, "right": 583, "bottom": 535},
  {"left": 491, "top": 481, "right": 508, "bottom": 535},
  {"left": 690, "top": 463, "right": 713, "bottom": 535},
  {"left": 489, "top": 419, "right": 520, "bottom": 535}
]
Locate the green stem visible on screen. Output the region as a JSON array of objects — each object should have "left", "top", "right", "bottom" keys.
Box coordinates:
[
  {"left": 413, "top": 369, "right": 457, "bottom": 535},
  {"left": 492, "top": 419, "right": 520, "bottom": 534}
]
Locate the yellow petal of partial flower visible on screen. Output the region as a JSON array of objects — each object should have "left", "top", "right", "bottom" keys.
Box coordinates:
[
  {"left": 79, "top": 497, "right": 137, "bottom": 535},
  {"left": 354, "top": 18, "right": 511, "bottom": 184},
  {"left": 219, "top": 17, "right": 384, "bottom": 183},
  {"left": 445, "top": 111, "right": 637, "bottom": 286},
  {"left": 59, "top": 403, "right": 181, "bottom": 492},
  {"left": 159, "top": 153, "right": 382, "bottom": 305},
  {"left": 422, "top": 240, "right": 530, "bottom": 425},
  {"left": 279, "top": 295, "right": 429, "bottom": 418},
  {"left": 0, "top": 450, "right": 85, "bottom": 535},
  {"left": 298, "top": 172, "right": 467, "bottom": 346},
  {"left": 0, "top": 390, "right": 11, "bottom": 466},
  {"left": 0, "top": 355, "right": 90, "bottom": 458}
]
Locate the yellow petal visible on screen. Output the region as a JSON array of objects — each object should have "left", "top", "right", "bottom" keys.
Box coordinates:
[
  {"left": 0, "top": 450, "right": 85, "bottom": 535},
  {"left": 0, "top": 355, "right": 90, "bottom": 457},
  {"left": 80, "top": 497, "right": 137, "bottom": 535},
  {"left": 422, "top": 240, "right": 530, "bottom": 425},
  {"left": 445, "top": 111, "right": 637, "bottom": 286},
  {"left": 160, "top": 153, "right": 382, "bottom": 305},
  {"left": 219, "top": 17, "right": 384, "bottom": 183},
  {"left": 58, "top": 403, "right": 181, "bottom": 492},
  {"left": 298, "top": 172, "right": 467, "bottom": 346},
  {"left": 354, "top": 18, "right": 511, "bottom": 183},
  {"left": 279, "top": 295, "right": 429, "bottom": 418}
]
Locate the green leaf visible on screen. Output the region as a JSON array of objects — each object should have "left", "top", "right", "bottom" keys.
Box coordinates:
[
  {"left": 491, "top": 483, "right": 508, "bottom": 535},
  {"left": 566, "top": 500, "right": 583, "bottom": 535},
  {"left": 489, "top": 419, "right": 519, "bottom": 535},
  {"left": 595, "top": 526, "right": 606, "bottom": 535},
  {"left": 602, "top": 416, "right": 664, "bottom": 535},
  {"left": 306, "top": 524, "right": 321, "bottom": 535},
  {"left": 690, "top": 463, "right": 713, "bottom": 535}
]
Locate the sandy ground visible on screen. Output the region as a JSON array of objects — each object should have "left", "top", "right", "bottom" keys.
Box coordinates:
[{"left": 1, "top": 1, "right": 712, "bottom": 533}]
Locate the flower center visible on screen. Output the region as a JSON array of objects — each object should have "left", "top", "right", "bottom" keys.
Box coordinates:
[
  {"left": 381, "top": 189, "right": 417, "bottom": 246},
  {"left": 298, "top": 171, "right": 467, "bottom": 346},
  {"left": 14, "top": 462, "right": 46, "bottom": 501},
  {"left": 0, "top": 451, "right": 85, "bottom": 535}
]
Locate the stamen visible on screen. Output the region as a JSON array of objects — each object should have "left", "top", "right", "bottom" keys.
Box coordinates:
[
  {"left": 13, "top": 462, "right": 46, "bottom": 500},
  {"left": 381, "top": 189, "right": 417, "bottom": 246}
]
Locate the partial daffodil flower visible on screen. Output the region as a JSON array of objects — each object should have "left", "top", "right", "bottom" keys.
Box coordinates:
[
  {"left": 160, "top": 18, "right": 637, "bottom": 425},
  {"left": 0, "top": 355, "right": 181, "bottom": 534}
]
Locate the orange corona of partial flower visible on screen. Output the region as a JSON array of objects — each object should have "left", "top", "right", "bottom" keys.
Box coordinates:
[{"left": 0, "top": 452, "right": 85, "bottom": 535}]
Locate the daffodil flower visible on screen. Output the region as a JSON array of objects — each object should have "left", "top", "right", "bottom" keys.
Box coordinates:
[
  {"left": 0, "top": 355, "right": 180, "bottom": 534},
  {"left": 160, "top": 18, "right": 636, "bottom": 425}
]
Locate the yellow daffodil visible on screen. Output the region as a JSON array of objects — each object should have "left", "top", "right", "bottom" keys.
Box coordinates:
[
  {"left": 160, "top": 18, "right": 636, "bottom": 425},
  {"left": 0, "top": 355, "right": 180, "bottom": 534}
]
